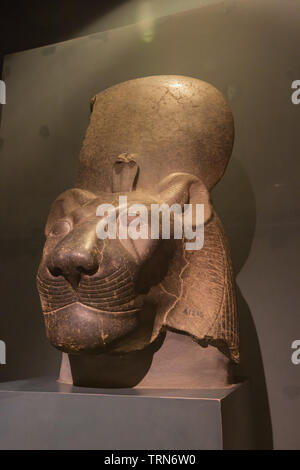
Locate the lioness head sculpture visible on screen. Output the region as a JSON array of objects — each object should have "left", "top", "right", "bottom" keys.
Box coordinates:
[{"left": 37, "top": 76, "right": 238, "bottom": 386}]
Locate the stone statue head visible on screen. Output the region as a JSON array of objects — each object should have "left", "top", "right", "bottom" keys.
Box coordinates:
[{"left": 37, "top": 75, "right": 238, "bottom": 367}]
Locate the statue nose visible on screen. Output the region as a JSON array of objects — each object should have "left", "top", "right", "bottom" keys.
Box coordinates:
[{"left": 48, "top": 245, "right": 99, "bottom": 289}]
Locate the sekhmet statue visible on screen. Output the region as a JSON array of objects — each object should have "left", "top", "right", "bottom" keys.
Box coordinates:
[{"left": 37, "top": 75, "right": 239, "bottom": 388}]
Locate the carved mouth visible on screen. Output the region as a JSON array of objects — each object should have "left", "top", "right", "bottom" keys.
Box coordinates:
[
  {"left": 37, "top": 264, "right": 145, "bottom": 353},
  {"left": 43, "top": 302, "right": 142, "bottom": 316},
  {"left": 43, "top": 301, "right": 142, "bottom": 354},
  {"left": 37, "top": 266, "right": 138, "bottom": 314}
]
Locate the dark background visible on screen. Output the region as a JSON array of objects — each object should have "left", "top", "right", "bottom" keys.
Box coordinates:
[
  {"left": 0, "top": 0, "right": 299, "bottom": 450},
  {"left": 0, "top": 0, "right": 125, "bottom": 59},
  {"left": 0, "top": 0, "right": 210, "bottom": 63}
]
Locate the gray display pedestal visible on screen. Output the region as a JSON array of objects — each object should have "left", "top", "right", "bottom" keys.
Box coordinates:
[{"left": 0, "top": 378, "right": 252, "bottom": 450}]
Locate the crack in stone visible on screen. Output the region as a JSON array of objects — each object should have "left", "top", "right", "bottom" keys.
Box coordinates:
[{"left": 161, "top": 238, "right": 190, "bottom": 325}]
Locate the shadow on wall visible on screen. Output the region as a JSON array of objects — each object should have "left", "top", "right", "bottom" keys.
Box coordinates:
[{"left": 213, "top": 158, "right": 273, "bottom": 449}]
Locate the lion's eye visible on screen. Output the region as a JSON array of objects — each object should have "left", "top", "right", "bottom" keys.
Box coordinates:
[{"left": 49, "top": 220, "right": 72, "bottom": 237}]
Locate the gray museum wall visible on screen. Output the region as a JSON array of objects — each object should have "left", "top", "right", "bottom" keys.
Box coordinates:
[{"left": 0, "top": 0, "right": 299, "bottom": 449}]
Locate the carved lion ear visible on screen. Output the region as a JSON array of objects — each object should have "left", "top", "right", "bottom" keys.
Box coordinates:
[
  {"left": 188, "top": 179, "right": 212, "bottom": 224},
  {"left": 45, "top": 188, "right": 95, "bottom": 237},
  {"left": 158, "top": 172, "right": 212, "bottom": 224}
]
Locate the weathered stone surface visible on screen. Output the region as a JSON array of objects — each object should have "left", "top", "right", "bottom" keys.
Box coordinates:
[{"left": 37, "top": 76, "right": 238, "bottom": 387}]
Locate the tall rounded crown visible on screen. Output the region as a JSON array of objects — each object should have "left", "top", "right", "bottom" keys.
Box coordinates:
[{"left": 77, "top": 75, "right": 234, "bottom": 192}]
